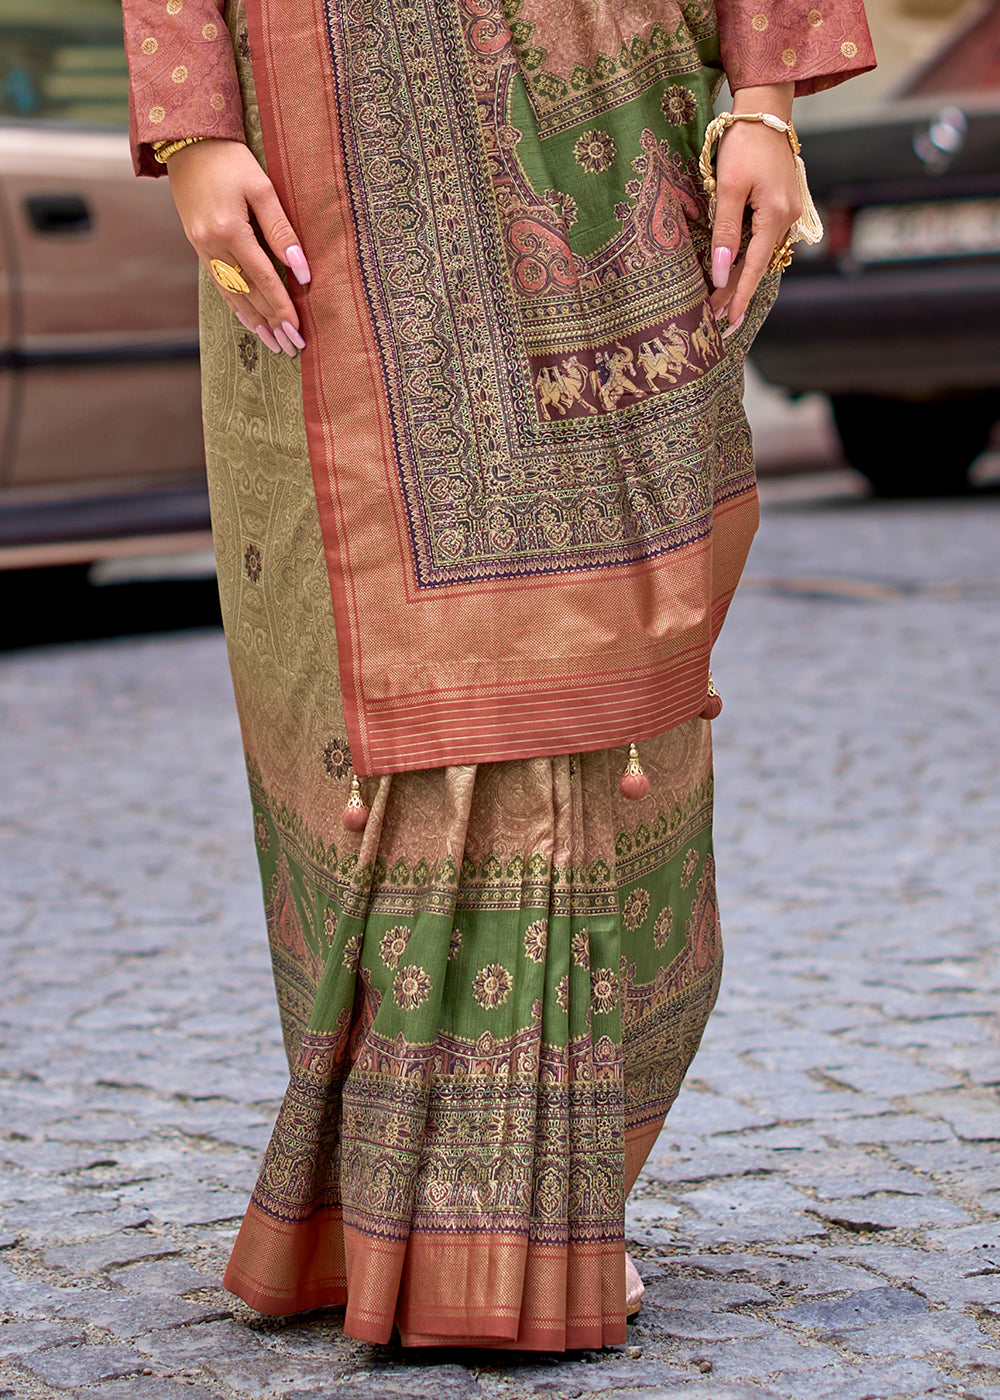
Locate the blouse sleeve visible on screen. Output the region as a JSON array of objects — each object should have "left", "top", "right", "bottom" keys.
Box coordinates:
[
  {"left": 122, "top": 0, "right": 246, "bottom": 176},
  {"left": 716, "top": 0, "right": 876, "bottom": 96}
]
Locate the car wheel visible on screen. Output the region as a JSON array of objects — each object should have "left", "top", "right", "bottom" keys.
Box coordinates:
[{"left": 829, "top": 393, "right": 1000, "bottom": 498}]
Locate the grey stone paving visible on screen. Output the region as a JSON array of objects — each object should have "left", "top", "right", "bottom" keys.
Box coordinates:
[{"left": 1, "top": 478, "right": 999, "bottom": 1398}]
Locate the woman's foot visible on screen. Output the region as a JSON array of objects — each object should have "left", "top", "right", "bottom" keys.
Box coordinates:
[{"left": 625, "top": 1252, "right": 644, "bottom": 1318}]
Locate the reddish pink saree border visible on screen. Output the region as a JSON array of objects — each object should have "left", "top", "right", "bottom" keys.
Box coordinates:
[{"left": 225, "top": 1197, "right": 628, "bottom": 1348}]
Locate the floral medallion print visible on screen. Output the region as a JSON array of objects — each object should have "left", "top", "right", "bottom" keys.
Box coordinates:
[
  {"left": 448, "top": 926, "right": 463, "bottom": 961},
  {"left": 237, "top": 330, "right": 259, "bottom": 373},
  {"left": 472, "top": 963, "right": 513, "bottom": 1011},
  {"left": 573, "top": 128, "right": 616, "bottom": 173},
  {"left": 652, "top": 906, "right": 674, "bottom": 950},
  {"left": 555, "top": 973, "right": 570, "bottom": 1014},
  {"left": 393, "top": 964, "right": 432, "bottom": 1010},
  {"left": 243, "top": 542, "right": 262, "bottom": 583},
  {"left": 341, "top": 932, "right": 363, "bottom": 972},
  {"left": 523, "top": 918, "right": 548, "bottom": 963},
  {"left": 254, "top": 812, "right": 271, "bottom": 852},
  {"left": 322, "top": 737, "right": 352, "bottom": 780},
  {"left": 681, "top": 848, "right": 700, "bottom": 887},
  {"left": 379, "top": 925, "right": 410, "bottom": 970},
  {"left": 661, "top": 84, "right": 698, "bottom": 126},
  {"left": 572, "top": 927, "right": 591, "bottom": 969},
  {"left": 323, "top": 908, "right": 337, "bottom": 944},
  {"left": 591, "top": 966, "right": 618, "bottom": 1016},
  {"left": 623, "top": 887, "right": 650, "bottom": 931}
]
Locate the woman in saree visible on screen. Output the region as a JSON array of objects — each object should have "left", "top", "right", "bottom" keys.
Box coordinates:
[{"left": 123, "top": 0, "right": 873, "bottom": 1350}]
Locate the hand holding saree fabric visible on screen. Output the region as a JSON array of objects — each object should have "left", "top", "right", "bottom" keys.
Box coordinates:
[
  {"left": 121, "top": 0, "right": 306, "bottom": 353},
  {"left": 162, "top": 137, "right": 310, "bottom": 356},
  {"left": 709, "top": 81, "right": 801, "bottom": 331},
  {"left": 708, "top": 0, "right": 875, "bottom": 327}
]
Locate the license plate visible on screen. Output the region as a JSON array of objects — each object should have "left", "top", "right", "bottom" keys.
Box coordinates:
[{"left": 851, "top": 197, "right": 1000, "bottom": 263}]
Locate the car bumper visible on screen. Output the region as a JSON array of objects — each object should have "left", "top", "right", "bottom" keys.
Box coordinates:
[
  {"left": 751, "top": 260, "right": 1000, "bottom": 398},
  {"left": 0, "top": 483, "right": 211, "bottom": 570}
]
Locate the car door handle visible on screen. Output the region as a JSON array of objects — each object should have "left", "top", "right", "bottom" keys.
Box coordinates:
[{"left": 24, "top": 194, "right": 92, "bottom": 235}]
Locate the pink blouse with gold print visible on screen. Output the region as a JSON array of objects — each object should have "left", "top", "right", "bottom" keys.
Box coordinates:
[
  {"left": 125, "top": 0, "right": 243, "bottom": 175},
  {"left": 125, "top": 0, "right": 874, "bottom": 176},
  {"left": 717, "top": 0, "right": 875, "bottom": 96}
]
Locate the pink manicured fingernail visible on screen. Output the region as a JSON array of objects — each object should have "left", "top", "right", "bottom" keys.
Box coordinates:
[
  {"left": 257, "top": 323, "right": 282, "bottom": 353},
  {"left": 721, "top": 313, "right": 745, "bottom": 341},
  {"left": 286, "top": 244, "right": 311, "bottom": 285},
  {"left": 273, "top": 324, "right": 298, "bottom": 357},
  {"left": 282, "top": 321, "right": 306, "bottom": 351},
  {"left": 711, "top": 247, "right": 732, "bottom": 289},
  {"left": 236, "top": 309, "right": 253, "bottom": 330}
]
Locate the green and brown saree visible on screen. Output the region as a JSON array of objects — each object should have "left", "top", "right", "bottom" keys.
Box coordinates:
[{"left": 124, "top": 0, "right": 874, "bottom": 1351}]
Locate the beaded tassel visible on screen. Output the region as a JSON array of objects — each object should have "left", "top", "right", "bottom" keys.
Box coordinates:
[
  {"left": 342, "top": 773, "right": 370, "bottom": 832},
  {"left": 699, "top": 672, "right": 723, "bottom": 721},
  {"left": 619, "top": 743, "right": 650, "bottom": 801}
]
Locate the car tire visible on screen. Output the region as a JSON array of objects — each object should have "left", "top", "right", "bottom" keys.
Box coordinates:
[{"left": 829, "top": 393, "right": 1000, "bottom": 498}]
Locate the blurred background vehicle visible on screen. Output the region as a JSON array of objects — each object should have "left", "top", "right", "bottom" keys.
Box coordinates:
[
  {"left": 750, "top": 0, "right": 1000, "bottom": 496},
  {"left": 0, "top": 0, "right": 205, "bottom": 572}
]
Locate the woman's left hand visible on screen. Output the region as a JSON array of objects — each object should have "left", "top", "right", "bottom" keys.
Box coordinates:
[{"left": 709, "top": 82, "right": 801, "bottom": 334}]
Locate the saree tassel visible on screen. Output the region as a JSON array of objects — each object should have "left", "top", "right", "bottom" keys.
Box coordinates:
[
  {"left": 619, "top": 743, "right": 650, "bottom": 801},
  {"left": 342, "top": 773, "right": 370, "bottom": 832},
  {"left": 699, "top": 673, "right": 723, "bottom": 721}
]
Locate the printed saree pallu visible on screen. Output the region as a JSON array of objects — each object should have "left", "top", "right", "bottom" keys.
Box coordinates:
[{"left": 123, "top": 0, "right": 874, "bottom": 1355}]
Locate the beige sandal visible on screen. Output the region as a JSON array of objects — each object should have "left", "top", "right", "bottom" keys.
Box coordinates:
[{"left": 625, "top": 1252, "right": 644, "bottom": 1318}]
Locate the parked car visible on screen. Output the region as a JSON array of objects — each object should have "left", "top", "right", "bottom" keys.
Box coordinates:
[
  {"left": 0, "top": 0, "right": 205, "bottom": 569},
  {"left": 751, "top": 0, "right": 1000, "bottom": 496}
]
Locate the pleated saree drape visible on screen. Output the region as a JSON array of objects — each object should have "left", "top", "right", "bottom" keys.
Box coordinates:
[
  {"left": 123, "top": 0, "right": 874, "bottom": 1351},
  {"left": 221, "top": 721, "right": 722, "bottom": 1347},
  {"left": 202, "top": 0, "right": 737, "bottom": 1345}
]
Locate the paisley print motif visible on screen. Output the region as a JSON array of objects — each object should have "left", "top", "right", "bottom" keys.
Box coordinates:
[{"left": 126, "top": 0, "right": 873, "bottom": 1354}]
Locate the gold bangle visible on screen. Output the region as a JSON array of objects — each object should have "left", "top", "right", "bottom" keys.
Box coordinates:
[
  {"left": 698, "top": 111, "right": 824, "bottom": 260},
  {"left": 152, "top": 137, "right": 207, "bottom": 164},
  {"left": 698, "top": 112, "right": 801, "bottom": 212}
]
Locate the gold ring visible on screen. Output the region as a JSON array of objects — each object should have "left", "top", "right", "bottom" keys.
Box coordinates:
[
  {"left": 768, "top": 236, "right": 795, "bottom": 274},
  {"left": 209, "top": 258, "right": 251, "bottom": 295}
]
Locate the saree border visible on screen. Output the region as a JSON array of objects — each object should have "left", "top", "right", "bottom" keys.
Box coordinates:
[{"left": 244, "top": 0, "right": 758, "bottom": 777}]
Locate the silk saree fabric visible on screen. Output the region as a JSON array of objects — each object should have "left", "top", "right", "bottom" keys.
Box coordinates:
[
  {"left": 123, "top": 0, "right": 874, "bottom": 1352},
  {"left": 195, "top": 22, "right": 722, "bottom": 1344},
  {"left": 244, "top": 0, "right": 752, "bottom": 776},
  {"left": 225, "top": 720, "right": 723, "bottom": 1349},
  {"left": 125, "top": 0, "right": 873, "bottom": 778}
]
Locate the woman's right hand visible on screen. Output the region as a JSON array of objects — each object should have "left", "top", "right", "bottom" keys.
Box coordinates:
[{"left": 164, "top": 138, "right": 311, "bottom": 357}]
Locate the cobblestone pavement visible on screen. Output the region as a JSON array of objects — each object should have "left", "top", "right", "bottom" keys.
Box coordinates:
[{"left": 2, "top": 478, "right": 999, "bottom": 1400}]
